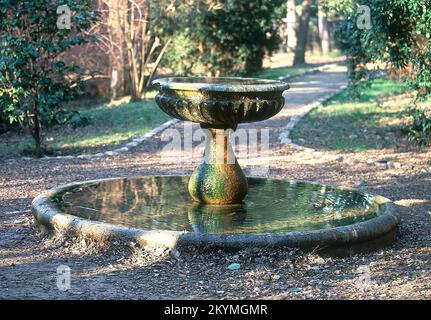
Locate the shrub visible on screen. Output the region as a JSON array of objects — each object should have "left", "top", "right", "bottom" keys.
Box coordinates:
[
  {"left": 0, "top": 0, "right": 99, "bottom": 157},
  {"left": 327, "top": 0, "right": 431, "bottom": 145},
  {"left": 407, "top": 107, "right": 431, "bottom": 146},
  {"left": 162, "top": 32, "right": 201, "bottom": 76},
  {"left": 164, "top": 0, "right": 285, "bottom": 76}
]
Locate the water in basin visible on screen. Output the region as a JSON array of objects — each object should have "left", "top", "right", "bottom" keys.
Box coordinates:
[{"left": 51, "top": 176, "right": 382, "bottom": 234}]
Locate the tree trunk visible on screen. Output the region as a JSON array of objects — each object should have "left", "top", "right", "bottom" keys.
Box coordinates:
[
  {"left": 105, "top": 0, "right": 170, "bottom": 101},
  {"left": 286, "top": 0, "right": 297, "bottom": 53},
  {"left": 318, "top": 1, "right": 331, "bottom": 54},
  {"left": 29, "top": 104, "right": 43, "bottom": 158},
  {"left": 128, "top": 0, "right": 144, "bottom": 102},
  {"left": 108, "top": 0, "right": 130, "bottom": 101},
  {"left": 293, "top": 0, "right": 313, "bottom": 66},
  {"left": 308, "top": 18, "right": 318, "bottom": 54},
  {"left": 33, "top": 120, "right": 42, "bottom": 158}
]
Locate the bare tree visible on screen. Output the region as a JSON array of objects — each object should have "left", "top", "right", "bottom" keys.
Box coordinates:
[
  {"left": 293, "top": 0, "right": 313, "bottom": 66},
  {"left": 126, "top": 0, "right": 172, "bottom": 101},
  {"left": 96, "top": 0, "right": 172, "bottom": 101},
  {"left": 318, "top": 0, "right": 331, "bottom": 54},
  {"left": 286, "top": 0, "right": 297, "bottom": 53},
  {"left": 107, "top": 0, "right": 129, "bottom": 100}
]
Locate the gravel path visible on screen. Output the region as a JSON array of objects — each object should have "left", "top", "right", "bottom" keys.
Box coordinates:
[{"left": 1, "top": 65, "right": 430, "bottom": 300}]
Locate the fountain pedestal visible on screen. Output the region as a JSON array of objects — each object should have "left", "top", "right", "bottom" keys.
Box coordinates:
[
  {"left": 188, "top": 127, "right": 248, "bottom": 204},
  {"left": 153, "top": 76, "right": 289, "bottom": 205}
]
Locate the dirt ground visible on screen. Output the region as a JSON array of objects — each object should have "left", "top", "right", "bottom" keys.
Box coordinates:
[{"left": 1, "top": 66, "right": 430, "bottom": 300}]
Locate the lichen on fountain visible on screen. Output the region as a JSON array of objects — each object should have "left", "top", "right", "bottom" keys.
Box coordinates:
[{"left": 152, "top": 76, "right": 289, "bottom": 204}]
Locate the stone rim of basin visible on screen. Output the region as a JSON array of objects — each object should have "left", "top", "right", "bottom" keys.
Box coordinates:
[
  {"left": 32, "top": 175, "right": 401, "bottom": 257},
  {"left": 152, "top": 76, "right": 290, "bottom": 93}
]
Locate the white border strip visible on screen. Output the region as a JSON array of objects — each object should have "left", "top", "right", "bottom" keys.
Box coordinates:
[{"left": 20, "top": 118, "right": 179, "bottom": 161}]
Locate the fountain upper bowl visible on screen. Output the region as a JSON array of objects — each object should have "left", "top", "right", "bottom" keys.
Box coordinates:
[{"left": 152, "top": 77, "right": 289, "bottom": 129}]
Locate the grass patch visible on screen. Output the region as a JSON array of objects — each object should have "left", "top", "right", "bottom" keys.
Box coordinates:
[
  {"left": 290, "top": 78, "right": 411, "bottom": 151},
  {"left": 325, "top": 51, "right": 343, "bottom": 58},
  {"left": 253, "top": 66, "right": 308, "bottom": 80},
  {"left": 54, "top": 99, "right": 168, "bottom": 151},
  {"left": 254, "top": 51, "right": 343, "bottom": 80},
  {"left": 0, "top": 98, "right": 169, "bottom": 158}
]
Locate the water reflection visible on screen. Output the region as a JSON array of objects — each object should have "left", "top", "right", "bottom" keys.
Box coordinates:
[
  {"left": 188, "top": 203, "right": 248, "bottom": 234},
  {"left": 52, "top": 176, "right": 379, "bottom": 234}
]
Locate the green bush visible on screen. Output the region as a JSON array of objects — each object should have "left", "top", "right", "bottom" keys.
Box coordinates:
[
  {"left": 327, "top": 0, "right": 431, "bottom": 145},
  {"left": 49, "top": 110, "right": 92, "bottom": 129},
  {"left": 0, "top": 110, "right": 14, "bottom": 134},
  {"left": 407, "top": 107, "right": 431, "bottom": 146},
  {"left": 0, "top": 0, "right": 99, "bottom": 157},
  {"left": 164, "top": 0, "right": 285, "bottom": 76},
  {"left": 163, "top": 32, "right": 201, "bottom": 76}
]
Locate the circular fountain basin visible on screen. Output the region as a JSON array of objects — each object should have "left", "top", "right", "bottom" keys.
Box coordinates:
[{"left": 32, "top": 176, "right": 400, "bottom": 256}]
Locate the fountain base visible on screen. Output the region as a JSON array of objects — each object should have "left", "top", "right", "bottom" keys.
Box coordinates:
[
  {"left": 189, "top": 128, "right": 248, "bottom": 204},
  {"left": 32, "top": 176, "right": 400, "bottom": 257}
]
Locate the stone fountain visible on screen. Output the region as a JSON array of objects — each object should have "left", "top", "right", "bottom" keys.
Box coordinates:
[
  {"left": 32, "top": 77, "right": 400, "bottom": 256},
  {"left": 153, "top": 77, "right": 288, "bottom": 205}
]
